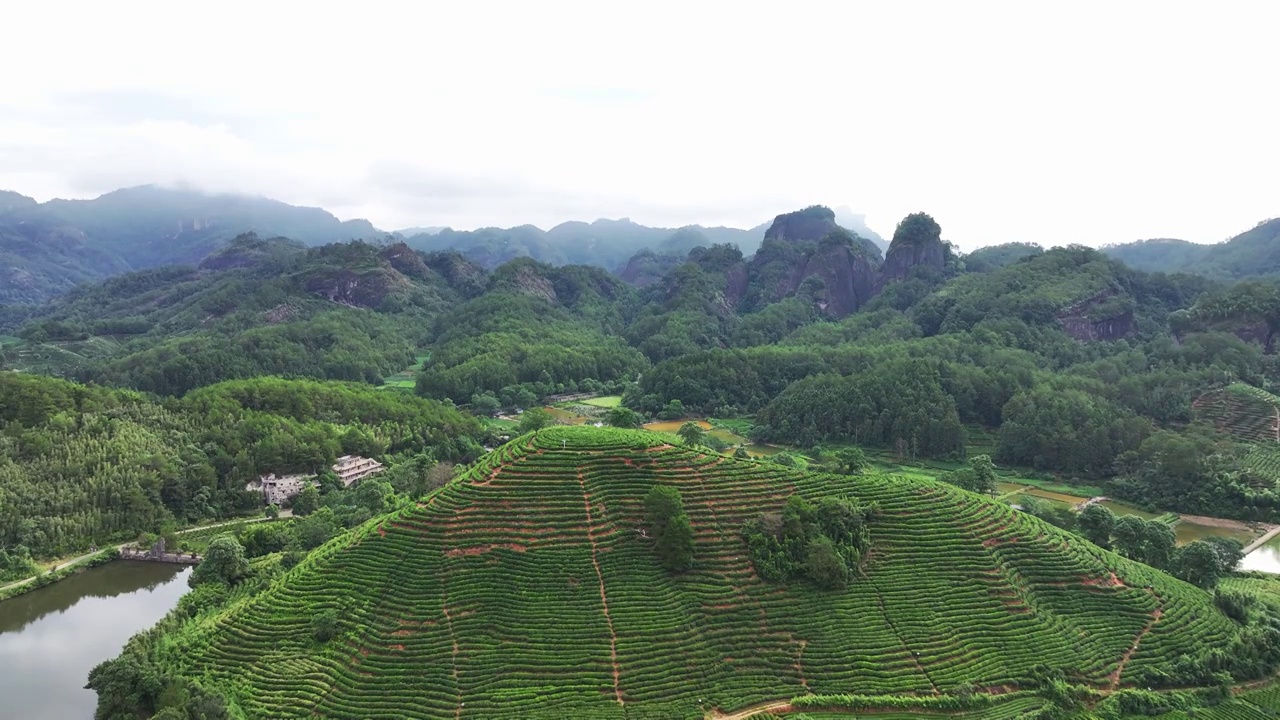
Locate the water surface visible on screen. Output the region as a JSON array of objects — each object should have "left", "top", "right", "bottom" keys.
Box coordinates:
[
  {"left": 1241, "top": 534, "right": 1280, "bottom": 574},
  {"left": 0, "top": 562, "right": 190, "bottom": 720}
]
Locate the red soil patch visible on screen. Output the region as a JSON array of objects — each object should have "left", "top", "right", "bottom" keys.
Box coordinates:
[
  {"left": 578, "top": 471, "right": 624, "bottom": 706},
  {"left": 1082, "top": 571, "right": 1125, "bottom": 588},
  {"left": 444, "top": 543, "right": 528, "bottom": 557}
]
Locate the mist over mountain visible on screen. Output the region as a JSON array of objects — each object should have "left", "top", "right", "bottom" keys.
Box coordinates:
[
  {"left": 0, "top": 185, "right": 891, "bottom": 304},
  {"left": 1103, "top": 219, "right": 1280, "bottom": 279},
  {"left": 1, "top": 182, "right": 1275, "bottom": 308}
]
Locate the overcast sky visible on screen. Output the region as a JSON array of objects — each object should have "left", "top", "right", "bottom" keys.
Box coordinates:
[{"left": 2, "top": 1, "right": 1276, "bottom": 250}]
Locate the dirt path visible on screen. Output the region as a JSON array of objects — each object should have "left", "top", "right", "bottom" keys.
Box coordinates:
[
  {"left": 872, "top": 583, "right": 940, "bottom": 695},
  {"left": 578, "top": 471, "right": 623, "bottom": 706},
  {"left": 1110, "top": 591, "right": 1163, "bottom": 690},
  {"left": 708, "top": 699, "right": 793, "bottom": 720}
]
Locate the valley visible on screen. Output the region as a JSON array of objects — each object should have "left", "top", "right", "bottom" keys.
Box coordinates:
[{"left": 5, "top": 197, "right": 1280, "bottom": 718}]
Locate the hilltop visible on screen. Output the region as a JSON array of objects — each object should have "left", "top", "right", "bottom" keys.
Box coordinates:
[
  {"left": 98, "top": 426, "right": 1273, "bottom": 719},
  {"left": 1104, "top": 219, "right": 1280, "bottom": 280},
  {"left": 0, "top": 186, "right": 382, "bottom": 303}
]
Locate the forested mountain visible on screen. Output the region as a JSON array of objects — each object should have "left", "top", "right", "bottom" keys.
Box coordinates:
[
  {"left": 9, "top": 202, "right": 1280, "bottom": 719},
  {"left": 0, "top": 184, "right": 891, "bottom": 305},
  {"left": 0, "top": 234, "right": 482, "bottom": 394},
  {"left": 0, "top": 186, "right": 382, "bottom": 303},
  {"left": 1104, "top": 218, "right": 1280, "bottom": 279},
  {"left": 10, "top": 205, "right": 1280, "bottom": 535},
  {"left": 0, "top": 373, "right": 483, "bottom": 558}
]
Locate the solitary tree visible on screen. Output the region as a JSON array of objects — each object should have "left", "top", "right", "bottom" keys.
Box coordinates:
[
  {"left": 518, "top": 408, "right": 555, "bottom": 433},
  {"left": 1077, "top": 505, "right": 1116, "bottom": 548},
  {"left": 604, "top": 407, "right": 643, "bottom": 429},
  {"left": 189, "top": 535, "right": 249, "bottom": 588},
  {"left": 644, "top": 485, "right": 694, "bottom": 572},
  {"left": 677, "top": 422, "right": 706, "bottom": 447},
  {"left": 833, "top": 447, "right": 869, "bottom": 475},
  {"left": 1174, "top": 541, "right": 1224, "bottom": 588}
]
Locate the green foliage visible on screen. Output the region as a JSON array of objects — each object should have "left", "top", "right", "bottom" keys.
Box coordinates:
[
  {"left": 603, "top": 406, "right": 642, "bottom": 429},
  {"left": 291, "top": 486, "right": 320, "bottom": 516},
  {"left": 311, "top": 610, "right": 340, "bottom": 643},
  {"left": 188, "top": 535, "right": 249, "bottom": 588},
  {"left": 963, "top": 242, "right": 1045, "bottom": 273},
  {"left": 676, "top": 421, "right": 706, "bottom": 446},
  {"left": 939, "top": 454, "right": 998, "bottom": 495},
  {"left": 754, "top": 359, "right": 966, "bottom": 459},
  {"left": 0, "top": 374, "right": 482, "bottom": 559},
  {"left": 997, "top": 386, "right": 1150, "bottom": 476},
  {"left": 1174, "top": 538, "right": 1244, "bottom": 588},
  {"left": 518, "top": 408, "right": 555, "bottom": 433},
  {"left": 644, "top": 485, "right": 694, "bottom": 572},
  {"left": 86, "top": 427, "right": 1280, "bottom": 718},
  {"left": 742, "top": 495, "right": 872, "bottom": 587},
  {"left": 1078, "top": 504, "right": 1117, "bottom": 548}
]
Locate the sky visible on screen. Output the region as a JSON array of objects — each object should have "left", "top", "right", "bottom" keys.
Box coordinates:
[{"left": 1, "top": 1, "right": 1277, "bottom": 250}]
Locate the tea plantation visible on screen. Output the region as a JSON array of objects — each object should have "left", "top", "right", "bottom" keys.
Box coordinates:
[{"left": 146, "top": 427, "right": 1274, "bottom": 719}]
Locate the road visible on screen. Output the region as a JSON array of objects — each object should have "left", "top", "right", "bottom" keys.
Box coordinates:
[{"left": 0, "top": 512, "right": 290, "bottom": 594}]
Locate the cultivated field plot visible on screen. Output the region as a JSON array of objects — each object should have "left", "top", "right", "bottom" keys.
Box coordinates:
[
  {"left": 167, "top": 427, "right": 1241, "bottom": 719},
  {"left": 1194, "top": 383, "right": 1280, "bottom": 445}
]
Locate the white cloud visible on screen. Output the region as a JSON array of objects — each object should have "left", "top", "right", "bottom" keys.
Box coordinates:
[{"left": 1, "top": 0, "right": 1277, "bottom": 248}]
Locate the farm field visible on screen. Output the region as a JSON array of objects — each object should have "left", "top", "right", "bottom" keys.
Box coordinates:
[
  {"left": 379, "top": 354, "right": 430, "bottom": 389},
  {"left": 145, "top": 426, "right": 1257, "bottom": 719},
  {"left": 642, "top": 418, "right": 712, "bottom": 433},
  {"left": 580, "top": 395, "right": 623, "bottom": 408},
  {"left": 1194, "top": 383, "right": 1280, "bottom": 446}
]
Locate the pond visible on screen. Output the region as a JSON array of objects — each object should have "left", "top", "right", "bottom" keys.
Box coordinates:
[
  {"left": 1172, "top": 519, "right": 1261, "bottom": 547},
  {"left": 1241, "top": 534, "right": 1280, "bottom": 574},
  {"left": 0, "top": 562, "right": 190, "bottom": 720}
]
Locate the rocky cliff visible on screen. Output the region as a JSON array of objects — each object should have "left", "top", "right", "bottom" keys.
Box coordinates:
[
  {"left": 617, "top": 249, "right": 684, "bottom": 287},
  {"left": 877, "top": 212, "right": 949, "bottom": 290},
  {"left": 787, "top": 239, "right": 880, "bottom": 317},
  {"left": 1056, "top": 290, "right": 1136, "bottom": 341}
]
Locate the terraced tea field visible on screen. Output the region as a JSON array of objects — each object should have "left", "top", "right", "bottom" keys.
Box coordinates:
[
  {"left": 159, "top": 427, "right": 1250, "bottom": 719},
  {"left": 1194, "top": 383, "right": 1280, "bottom": 445}
]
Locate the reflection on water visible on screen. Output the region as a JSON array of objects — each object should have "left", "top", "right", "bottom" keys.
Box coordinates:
[
  {"left": 1241, "top": 535, "right": 1280, "bottom": 574},
  {"left": 0, "top": 562, "right": 190, "bottom": 720}
]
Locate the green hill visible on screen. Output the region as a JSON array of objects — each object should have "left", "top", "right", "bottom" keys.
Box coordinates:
[
  {"left": 105, "top": 426, "right": 1271, "bottom": 719},
  {"left": 1104, "top": 219, "right": 1280, "bottom": 280}
]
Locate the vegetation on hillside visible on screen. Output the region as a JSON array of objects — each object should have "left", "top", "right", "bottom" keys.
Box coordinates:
[
  {"left": 0, "top": 373, "right": 483, "bottom": 558},
  {"left": 86, "top": 428, "right": 1280, "bottom": 719}
]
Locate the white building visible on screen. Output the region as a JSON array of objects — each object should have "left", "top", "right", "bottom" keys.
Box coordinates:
[
  {"left": 245, "top": 473, "right": 319, "bottom": 506},
  {"left": 333, "top": 455, "right": 384, "bottom": 487}
]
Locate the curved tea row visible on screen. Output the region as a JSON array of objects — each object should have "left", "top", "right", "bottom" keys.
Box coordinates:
[{"left": 168, "top": 427, "right": 1240, "bottom": 719}]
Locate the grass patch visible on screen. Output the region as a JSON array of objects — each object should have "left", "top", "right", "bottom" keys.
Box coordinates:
[{"left": 580, "top": 395, "right": 622, "bottom": 408}]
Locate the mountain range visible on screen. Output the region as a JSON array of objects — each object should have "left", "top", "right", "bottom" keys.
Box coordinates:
[
  {"left": 0, "top": 186, "right": 891, "bottom": 304},
  {"left": 1, "top": 183, "right": 1275, "bottom": 306}
]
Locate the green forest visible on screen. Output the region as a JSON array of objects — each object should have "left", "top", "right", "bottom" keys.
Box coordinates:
[{"left": 8, "top": 202, "right": 1280, "bottom": 718}]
